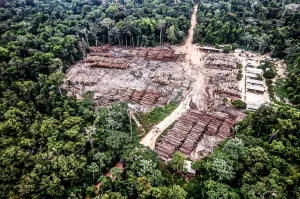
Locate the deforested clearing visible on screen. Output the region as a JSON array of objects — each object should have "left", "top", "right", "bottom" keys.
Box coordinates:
[{"left": 1, "top": 0, "right": 300, "bottom": 198}]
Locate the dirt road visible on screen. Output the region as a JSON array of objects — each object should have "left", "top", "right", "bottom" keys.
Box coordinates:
[
  {"left": 140, "top": 4, "right": 204, "bottom": 149},
  {"left": 140, "top": 95, "right": 192, "bottom": 149},
  {"left": 184, "top": 4, "right": 198, "bottom": 54}
]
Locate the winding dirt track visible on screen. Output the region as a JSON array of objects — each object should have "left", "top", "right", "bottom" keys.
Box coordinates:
[{"left": 140, "top": 4, "right": 205, "bottom": 149}]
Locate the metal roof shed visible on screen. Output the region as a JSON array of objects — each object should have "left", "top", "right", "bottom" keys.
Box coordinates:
[
  {"left": 246, "top": 78, "right": 264, "bottom": 86},
  {"left": 246, "top": 67, "right": 263, "bottom": 75},
  {"left": 246, "top": 73, "right": 259, "bottom": 78},
  {"left": 246, "top": 84, "right": 265, "bottom": 92}
]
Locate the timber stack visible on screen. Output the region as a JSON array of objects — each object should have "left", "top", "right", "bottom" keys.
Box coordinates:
[
  {"left": 204, "top": 53, "right": 240, "bottom": 70},
  {"left": 155, "top": 109, "right": 245, "bottom": 160},
  {"left": 85, "top": 56, "right": 130, "bottom": 69},
  {"left": 91, "top": 87, "right": 173, "bottom": 108}
]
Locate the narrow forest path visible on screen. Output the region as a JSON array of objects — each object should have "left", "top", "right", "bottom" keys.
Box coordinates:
[{"left": 140, "top": 4, "right": 202, "bottom": 149}]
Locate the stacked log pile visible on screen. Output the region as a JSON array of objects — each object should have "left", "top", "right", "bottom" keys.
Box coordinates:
[
  {"left": 155, "top": 109, "right": 245, "bottom": 160},
  {"left": 204, "top": 54, "right": 240, "bottom": 70},
  {"left": 88, "top": 46, "right": 185, "bottom": 66},
  {"left": 120, "top": 50, "right": 134, "bottom": 57},
  {"left": 205, "top": 119, "right": 222, "bottom": 136},
  {"left": 131, "top": 48, "right": 183, "bottom": 62},
  {"left": 155, "top": 110, "right": 203, "bottom": 160},
  {"left": 179, "top": 111, "right": 209, "bottom": 155},
  {"left": 90, "top": 46, "right": 110, "bottom": 53},
  {"left": 137, "top": 50, "right": 148, "bottom": 57},
  {"left": 85, "top": 56, "right": 130, "bottom": 69},
  {"left": 121, "top": 88, "right": 134, "bottom": 101},
  {"left": 140, "top": 90, "right": 159, "bottom": 106},
  {"left": 215, "top": 89, "right": 242, "bottom": 98},
  {"left": 208, "top": 69, "right": 241, "bottom": 100},
  {"left": 146, "top": 50, "right": 160, "bottom": 59},
  {"left": 91, "top": 87, "right": 173, "bottom": 108},
  {"left": 157, "top": 96, "right": 168, "bottom": 105},
  {"left": 89, "top": 52, "right": 112, "bottom": 57},
  {"left": 217, "top": 82, "right": 239, "bottom": 92},
  {"left": 206, "top": 111, "right": 228, "bottom": 121},
  {"left": 217, "top": 121, "right": 232, "bottom": 139},
  {"left": 114, "top": 88, "right": 127, "bottom": 101},
  {"left": 130, "top": 90, "right": 145, "bottom": 103},
  {"left": 67, "top": 74, "right": 99, "bottom": 86}
]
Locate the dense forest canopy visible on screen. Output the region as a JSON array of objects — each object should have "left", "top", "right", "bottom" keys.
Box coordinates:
[{"left": 1, "top": 0, "right": 300, "bottom": 198}]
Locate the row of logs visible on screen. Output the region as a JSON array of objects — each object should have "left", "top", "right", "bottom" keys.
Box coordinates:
[
  {"left": 155, "top": 110, "right": 204, "bottom": 160},
  {"left": 93, "top": 88, "right": 170, "bottom": 107},
  {"left": 85, "top": 56, "right": 130, "bottom": 69},
  {"left": 89, "top": 46, "right": 184, "bottom": 62},
  {"left": 155, "top": 109, "right": 244, "bottom": 160}
]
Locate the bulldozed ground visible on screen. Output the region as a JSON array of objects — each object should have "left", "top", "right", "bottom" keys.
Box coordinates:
[
  {"left": 62, "top": 43, "right": 246, "bottom": 161},
  {"left": 62, "top": 4, "right": 277, "bottom": 161},
  {"left": 153, "top": 49, "right": 247, "bottom": 161},
  {"left": 62, "top": 43, "right": 271, "bottom": 161},
  {"left": 62, "top": 45, "right": 189, "bottom": 111}
]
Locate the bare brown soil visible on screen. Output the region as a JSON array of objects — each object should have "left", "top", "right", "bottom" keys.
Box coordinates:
[
  {"left": 63, "top": 4, "right": 249, "bottom": 161},
  {"left": 62, "top": 46, "right": 189, "bottom": 111}
]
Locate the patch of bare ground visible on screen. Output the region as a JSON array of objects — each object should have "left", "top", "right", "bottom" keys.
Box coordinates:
[
  {"left": 61, "top": 46, "right": 190, "bottom": 111},
  {"left": 145, "top": 4, "right": 247, "bottom": 160},
  {"left": 62, "top": 4, "right": 267, "bottom": 161}
]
